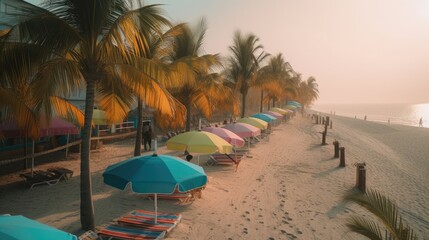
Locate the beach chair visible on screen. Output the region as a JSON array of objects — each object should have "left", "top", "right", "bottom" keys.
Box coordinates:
[
  {"left": 97, "top": 223, "right": 165, "bottom": 240},
  {"left": 79, "top": 230, "right": 99, "bottom": 240},
  {"left": 47, "top": 167, "right": 74, "bottom": 180},
  {"left": 146, "top": 190, "right": 193, "bottom": 203},
  {"left": 20, "top": 170, "right": 62, "bottom": 189},
  {"left": 207, "top": 153, "right": 243, "bottom": 171},
  {"left": 118, "top": 210, "right": 182, "bottom": 234}
]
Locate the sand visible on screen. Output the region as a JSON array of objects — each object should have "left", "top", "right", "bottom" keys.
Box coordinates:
[{"left": 0, "top": 114, "right": 428, "bottom": 239}]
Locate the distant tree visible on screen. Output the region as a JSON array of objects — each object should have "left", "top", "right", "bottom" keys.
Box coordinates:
[
  {"left": 163, "top": 20, "right": 225, "bottom": 131},
  {"left": 227, "top": 31, "right": 268, "bottom": 117}
]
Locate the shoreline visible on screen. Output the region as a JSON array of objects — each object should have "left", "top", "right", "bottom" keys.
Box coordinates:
[{"left": 0, "top": 115, "right": 428, "bottom": 239}]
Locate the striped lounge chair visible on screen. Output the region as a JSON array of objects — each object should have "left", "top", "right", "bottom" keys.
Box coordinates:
[
  {"left": 207, "top": 153, "right": 244, "bottom": 171},
  {"left": 97, "top": 223, "right": 165, "bottom": 239},
  {"left": 118, "top": 210, "right": 182, "bottom": 234}
]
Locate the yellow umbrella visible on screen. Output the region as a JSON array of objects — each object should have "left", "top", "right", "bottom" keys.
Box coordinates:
[
  {"left": 166, "top": 131, "right": 233, "bottom": 154},
  {"left": 237, "top": 117, "right": 268, "bottom": 130},
  {"left": 285, "top": 105, "right": 297, "bottom": 110},
  {"left": 270, "top": 107, "right": 288, "bottom": 115},
  {"left": 92, "top": 109, "right": 107, "bottom": 125}
]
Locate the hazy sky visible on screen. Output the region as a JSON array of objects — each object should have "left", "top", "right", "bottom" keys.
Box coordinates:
[{"left": 26, "top": 0, "right": 429, "bottom": 104}]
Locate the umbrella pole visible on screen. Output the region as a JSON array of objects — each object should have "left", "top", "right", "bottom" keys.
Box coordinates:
[
  {"left": 65, "top": 134, "right": 69, "bottom": 159},
  {"left": 154, "top": 193, "right": 158, "bottom": 223},
  {"left": 31, "top": 140, "right": 35, "bottom": 177},
  {"left": 198, "top": 155, "right": 200, "bottom": 165}
]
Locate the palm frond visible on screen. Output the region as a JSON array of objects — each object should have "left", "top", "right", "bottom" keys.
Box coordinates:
[{"left": 346, "top": 216, "right": 384, "bottom": 240}]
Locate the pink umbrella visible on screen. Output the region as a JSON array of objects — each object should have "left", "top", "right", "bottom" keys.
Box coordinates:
[
  {"left": 202, "top": 127, "right": 245, "bottom": 147},
  {"left": 222, "top": 122, "right": 261, "bottom": 138},
  {"left": 265, "top": 111, "right": 283, "bottom": 119}
]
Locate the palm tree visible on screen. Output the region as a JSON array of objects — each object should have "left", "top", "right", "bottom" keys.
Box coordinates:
[
  {"left": 163, "top": 20, "right": 224, "bottom": 131},
  {"left": 227, "top": 31, "right": 268, "bottom": 117},
  {"left": 0, "top": 0, "right": 178, "bottom": 230},
  {"left": 297, "top": 76, "right": 319, "bottom": 110},
  {"left": 344, "top": 189, "right": 419, "bottom": 239},
  {"left": 256, "top": 53, "right": 295, "bottom": 112}
]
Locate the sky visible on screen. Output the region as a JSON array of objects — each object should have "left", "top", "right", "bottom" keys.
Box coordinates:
[{"left": 26, "top": 0, "right": 429, "bottom": 104}]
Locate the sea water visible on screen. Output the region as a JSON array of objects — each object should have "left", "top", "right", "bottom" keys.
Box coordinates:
[{"left": 311, "top": 103, "right": 429, "bottom": 128}]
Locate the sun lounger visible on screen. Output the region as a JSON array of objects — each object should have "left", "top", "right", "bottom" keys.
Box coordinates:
[
  {"left": 79, "top": 230, "right": 99, "bottom": 240},
  {"left": 20, "top": 170, "right": 62, "bottom": 189},
  {"left": 97, "top": 223, "right": 165, "bottom": 240},
  {"left": 207, "top": 153, "right": 243, "bottom": 171},
  {"left": 47, "top": 167, "right": 74, "bottom": 180},
  {"left": 118, "top": 210, "right": 182, "bottom": 234}
]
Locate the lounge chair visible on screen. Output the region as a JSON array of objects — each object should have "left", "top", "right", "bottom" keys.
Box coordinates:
[
  {"left": 79, "top": 230, "right": 99, "bottom": 240},
  {"left": 47, "top": 167, "right": 74, "bottom": 180},
  {"left": 207, "top": 153, "right": 243, "bottom": 171},
  {"left": 118, "top": 210, "right": 182, "bottom": 234},
  {"left": 97, "top": 224, "right": 165, "bottom": 240},
  {"left": 20, "top": 170, "right": 62, "bottom": 189}
]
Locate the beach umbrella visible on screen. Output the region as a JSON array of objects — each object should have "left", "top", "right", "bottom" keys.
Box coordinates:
[
  {"left": 270, "top": 107, "right": 289, "bottom": 115},
  {"left": 285, "top": 105, "right": 297, "bottom": 110},
  {"left": 264, "top": 111, "right": 283, "bottom": 119},
  {"left": 0, "top": 215, "right": 77, "bottom": 240},
  {"left": 237, "top": 117, "right": 268, "bottom": 130},
  {"left": 287, "top": 101, "right": 302, "bottom": 108},
  {"left": 251, "top": 113, "right": 277, "bottom": 123},
  {"left": 222, "top": 122, "right": 261, "bottom": 138},
  {"left": 92, "top": 109, "right": 107, "bottom": 125},
  {"left": 166, "top": 131, "right": 233, "bottom": 154},
  {"left": 201, "top": 127, "right": 245, "bottom": 147},
  {"left": 103, "top": 154, "right": 208, "bottom": 223}
]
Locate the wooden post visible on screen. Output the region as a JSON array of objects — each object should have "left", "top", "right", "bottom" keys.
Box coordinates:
[
  {"left": 339, "top": 147, "right": 345, "bottom": 167},
  {"left": 355, "top": 162, "right": 366, "bottom": 192},
  {"left": 333, "top": 140, "right": 339, "bottom": 158},
  {"left": 322, "top": 131, "right": 327, "bottom": 145},
  {"left": 330, "top": 120, "right": 333, "bottom": 129},
  {"left": 325, "top": 116, "right": 330, "bottom": 127}
]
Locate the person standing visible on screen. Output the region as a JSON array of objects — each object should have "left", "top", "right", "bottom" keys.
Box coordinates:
[
  {"left": 419, "top": 117, "right": 423, "bottom": 127},
  {"left": 142, "top": 123, "right": 152, "bottom": 151}
]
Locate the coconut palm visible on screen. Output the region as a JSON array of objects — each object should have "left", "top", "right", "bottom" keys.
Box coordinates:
[
  {"left": 0, "top": 0, "right": 178, "bottom": 230},
  {"left": 256, "top": 53, "right": 296, "bottom": 112},
  {"left": 344, "top": 189, "right": 419, "bottom": 240},
  {"left": 162, "top": 20, "right": 224, "bottom": 131},
  {"left": 297, "top": 76, "right": 319, "bottom": 110},
  {"left": 130, "top": 23, "right": 187, "bottom": 156},
  {"left": 227, "top": 31, "right": 268, "bottom": 117}
]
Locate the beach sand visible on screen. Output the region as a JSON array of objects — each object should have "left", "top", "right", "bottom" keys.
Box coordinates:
[{"left": 0, "top": 115, "right": 428, "bottom": 239}]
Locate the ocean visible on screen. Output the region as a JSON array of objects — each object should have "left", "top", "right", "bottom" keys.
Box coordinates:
[{"left": 311, "top": 103, "right": 429, "bottom": 128}]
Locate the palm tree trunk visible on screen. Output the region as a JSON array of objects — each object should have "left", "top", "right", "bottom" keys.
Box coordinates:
[
  {"left": 134, "top": 99, "right": 143, "bottom": 156},
  {"left": 241, "top": 91, "right": 247, "bottom": 118},
  {"left": 185, "top": 98, "right": 192, "bottom": 131},
  {"left": 259, "top": 90, "right": 263, "bottom": 113},
  {"left": 80, "top": 79, "right": 95, "bottom": 231}
]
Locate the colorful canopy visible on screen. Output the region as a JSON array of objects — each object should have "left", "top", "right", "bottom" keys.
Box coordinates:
[
  {"left": 264, "top": 111, "right": 283, "bottom": 118},
  {"left": 0, "top": 118, "right": 79, "bottom": 138},
  {"left": 202, "top": 127, "right": 245, "bottom": 147},
  {"left": 0, "top": 215, "right": 77, "bottom": 240},
  {"left": 251, "top": 113, "right": 277, "bottom": 123},
  {"left": 103, "top": 154, "right": 207, "bottom": 194},
  {"left": 237, "top": 117, "right": 268, "bottom": 130},
  {"left": 92, "top": 109, "right": 107, "bottom": 125},
  {"left": 287, "top": 101, "right": 302, "bottom": 108},
  {"left": 166, "top": 131, "right": 233, "bottom": 154},
  {"left": 284, "top": 105, "right": 297, "bottom": 110},
  {"left": 103, "top": 154, "right": 207, "bottom": 223},
  {"left": 223, "top": 122, "right": 261, "bottom": 138}
]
